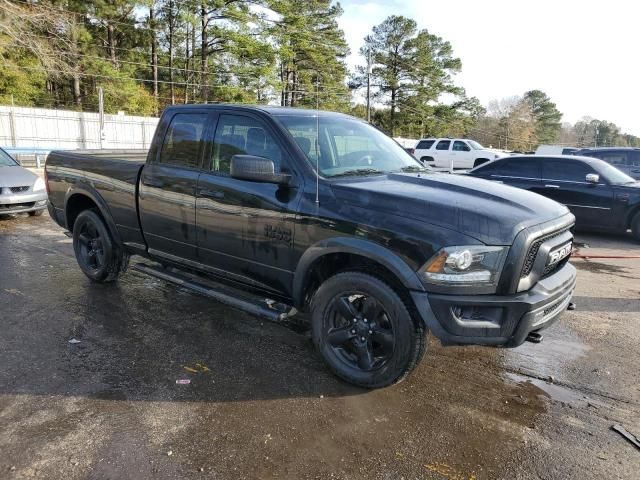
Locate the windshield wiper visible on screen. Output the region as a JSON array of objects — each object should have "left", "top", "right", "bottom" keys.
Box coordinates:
[
  {"left": 329, "top": 168, "right": 385, "bottom": 178},
  {"left": 398, "top": 165, "right": 429, "bottom": 173}
]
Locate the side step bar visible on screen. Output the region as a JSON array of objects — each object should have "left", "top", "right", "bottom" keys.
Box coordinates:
[{"left": 133, "top": 263, "right": 298, "bottom": 323}]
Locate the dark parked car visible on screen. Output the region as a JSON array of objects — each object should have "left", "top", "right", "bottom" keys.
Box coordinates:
[
  {"left": 469, "top": 155, "right": 640, "bottom": 240},
  {"left": 574, "top": 147, "right": 640, "bottom": 180},
  {"left": 46, "top": 105, "right": 577, "bottom": 388}
]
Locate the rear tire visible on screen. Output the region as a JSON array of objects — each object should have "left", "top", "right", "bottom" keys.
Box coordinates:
[
  {"left": 311, "top": 272, "right": 426, "bottom": 388},
  {"left": 473, "top": 158, "right": 490, "bottom": 168},
  {"left": 28, "top": 209, "right": 44, "bottom": 217},
  {"left": 632, "top": 212, "right": 640, "bottom": 242},
  {"left": 72, "top": 209, "right": 128, "bottom": 283},
  {"left": 420, "top": 156, "right": 434, "bottom": 165}
]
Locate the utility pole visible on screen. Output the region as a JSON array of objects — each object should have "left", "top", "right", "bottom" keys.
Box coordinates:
[
  {"left": 98, "top": 86, "right": 105, "bottom": 148},
  {"left": 366, "top": 48, "right": 372, "bottom": 123},
  {"left": 594, "top": 124, "right": 600, "bottom": 147}
]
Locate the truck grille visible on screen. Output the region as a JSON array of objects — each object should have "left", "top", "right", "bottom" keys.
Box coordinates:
[
  {"left": 10, "top": 186, "right": 30, "bottom": 193},
  {"left": 520, "top": 228, "right": 571, "bottom": 278}
]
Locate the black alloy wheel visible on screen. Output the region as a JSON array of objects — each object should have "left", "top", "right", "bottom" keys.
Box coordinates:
[
  {"left": 326, "top": 293, "right": 395, "bottom": 371},
  {"left": 312, "top": 272, "right": 426, "bottom": 388}
]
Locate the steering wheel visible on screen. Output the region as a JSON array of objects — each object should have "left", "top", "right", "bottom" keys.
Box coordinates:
[{"left": 354, "top": 154, "right": 374, "bottom": 166}]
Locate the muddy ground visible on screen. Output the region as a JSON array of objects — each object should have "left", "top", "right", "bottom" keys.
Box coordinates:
[{"left": 0, "top": 213, "right": 639, "bottom": 479}]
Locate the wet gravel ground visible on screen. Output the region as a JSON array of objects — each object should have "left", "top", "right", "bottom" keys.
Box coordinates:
[{"left": 1, "top": 213, "right": 639, "bottom": 479}]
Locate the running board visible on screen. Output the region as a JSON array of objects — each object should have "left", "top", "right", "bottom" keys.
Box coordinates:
[{"left": 133, "top": 263, "right": 298, "bottom": 323}]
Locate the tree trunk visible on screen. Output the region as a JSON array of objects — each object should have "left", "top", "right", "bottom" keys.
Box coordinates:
[
  {"left": 149, "top": 3, "right": 158, "bottom": 111},
  {"left": 390, "top": 88, "right": 397, "bottom": 136},
  {"left": 184, "top": 23, "right": 190, "bottom": 104},
  {"left": 168, "top": 0, "right": 175, "bottom": 105},
  {"left": 200, "top": 2, "right": 209, "bottom": 102},
  {"left": 72, "top": 74, "right": 82, "bottom": 109},
  {"left": 191, "top": 25, "right": 197, "bottom": 101},
  {"left": 107, "top": 23, "right": 117, "bottom": 67}
]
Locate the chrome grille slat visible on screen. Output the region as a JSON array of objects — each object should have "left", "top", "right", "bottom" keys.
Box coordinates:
[{"left": 9, "top": 186, "right": 30, "bottom": 193}]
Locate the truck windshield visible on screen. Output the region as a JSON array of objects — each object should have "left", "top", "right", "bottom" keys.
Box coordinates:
[
  {"left": 0, "top": 148, "right": 18, "bottom": 166},
  {"left": 275, "top": 114, "right": 426, "bottom": 177},
  {"left": 468, "top": 140, "right": 484, "bottom": 150}
]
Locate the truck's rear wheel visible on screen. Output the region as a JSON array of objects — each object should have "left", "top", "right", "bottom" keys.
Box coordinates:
[
  {"left": 72, "top": 209, "right": 128, "bottom": 283},
  {"left": 420, "top": 156, "right": 434, "bottom": 165},
  {"left": 473, "top": 158, "right": 490, "bottom": 168},
  {"left": 311, "top": 272, "right": 425, "bottom": 388}
]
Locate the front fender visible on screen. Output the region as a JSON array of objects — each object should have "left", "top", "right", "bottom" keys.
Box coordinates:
[{"left": 292, "top": 237, "right": 426, "bottom": 307}]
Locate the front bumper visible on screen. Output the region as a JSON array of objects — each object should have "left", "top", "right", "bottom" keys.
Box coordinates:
[
  {"left": 0, "top": 191, "right": 48, "bottom": 215},
  {"left": 411, "top": 262, "right": 576, "bottom": 347}
]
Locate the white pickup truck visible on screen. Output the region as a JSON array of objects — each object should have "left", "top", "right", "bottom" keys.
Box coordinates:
[{"left": 413, "top": 138, "right": 506, "bottom": 169}]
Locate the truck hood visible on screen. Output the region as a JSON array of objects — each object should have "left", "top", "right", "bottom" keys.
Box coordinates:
[
  {"left": 0, "top": 165, "right": 39, "bottom": 187},
  {"left": 330, "top": 172, "right": 571, "bottom": 245}
]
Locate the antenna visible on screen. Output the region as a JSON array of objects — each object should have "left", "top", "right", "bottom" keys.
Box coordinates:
[{"left": 315, "top": 73, "right": 320, "bottom": 205}]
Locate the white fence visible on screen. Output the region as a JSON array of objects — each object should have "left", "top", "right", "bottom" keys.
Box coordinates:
[{"left": 0, "top": 105, "right": 159, "bottom": 150}]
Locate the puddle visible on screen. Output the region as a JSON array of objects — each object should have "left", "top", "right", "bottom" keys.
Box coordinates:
[
  {"left": 505, "top": 372, "right": 594, "bottom": 408},
  {"left": 504, "top": 327, "right": 591, "bottom": 379}
]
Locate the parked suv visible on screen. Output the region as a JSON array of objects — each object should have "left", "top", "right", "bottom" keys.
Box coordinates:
[
  {"left": 413, "top": 138, "right": 506, "bottom": 169},
  {"left": 573, "top": 147, "right": 640, "bottom": 180},
  {"left": 469, "top": 155, "right": 640, "bottom": 240}
]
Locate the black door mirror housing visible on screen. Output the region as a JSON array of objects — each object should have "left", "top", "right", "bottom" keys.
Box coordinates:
[{"left": 230, "top": 155, "right": 292, "bottom": 185}]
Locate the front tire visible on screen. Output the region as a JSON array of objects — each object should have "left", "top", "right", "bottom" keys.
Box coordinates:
[
  {"left": 311, "top": 272, "right": 426, "bottom": 388},
  {"left": 72, "top": 209, "right": 128, "bottom": 283}
]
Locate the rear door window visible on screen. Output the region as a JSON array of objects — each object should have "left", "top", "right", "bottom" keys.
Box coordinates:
[
  {"left": 480, "top": 158, "right": 540, "bottom": 178},
  {"left": 158, "top": 113, "right": 208, "bottom": 168},
  {"left": 435, "top": 140, "right": 451, "bottom": 151},
  {"left": 542, "top": 159, "right": 595, "bottom": 182},
  {"left": 416, "top": 140, "right": 435, "bottom": 149}
]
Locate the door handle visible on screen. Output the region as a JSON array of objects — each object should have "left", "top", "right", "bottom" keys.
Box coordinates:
[
  {"left": 200, "top": 189, "right": 225, "bottom": 199},
  {"left": 544, "top": 184, "right": 560, "bottom": 189}
]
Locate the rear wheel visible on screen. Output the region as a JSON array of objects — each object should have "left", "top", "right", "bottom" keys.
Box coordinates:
[
  {"left": 473, "top": 158, "right": 490, "bottom": 168},
  {"left": 632, "top": 212, "right": 640, "bottom": 242},
  {"left": 311, "top": 272, "right": 426, "bottom": 388},
  {"left": 420, "top": 156, "right": 434, "bottom": 165},
  {"left": 72, "top": 209, "right": 128, "bottom": 282}
]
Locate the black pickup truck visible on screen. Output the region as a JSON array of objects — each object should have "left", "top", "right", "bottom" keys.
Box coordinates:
[{"left": 46, "top": 104, "right": 577, "bottom": 388}]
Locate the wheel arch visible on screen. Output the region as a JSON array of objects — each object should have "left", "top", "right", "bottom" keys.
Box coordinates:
[
  {"left": 292, "top": 237, "right": 425, "bottom": 309},
  {"left": 64, "top": 186, "right": 123, "bottom": 247},
  {"left": 627, "top": 205, "right": 640, "bottom": 229}
]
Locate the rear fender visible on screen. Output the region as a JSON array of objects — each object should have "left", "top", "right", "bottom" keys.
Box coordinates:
[{"left": 64, "top": 184, "right": 123, "bottom": 247}]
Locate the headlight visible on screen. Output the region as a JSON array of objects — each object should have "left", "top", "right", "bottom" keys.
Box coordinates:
[
  {"left": 419, "top": 246, "right": 508, "bottom": 288},
  {"left": 33, "top": 177, "right": 45, "bottom": 192}
]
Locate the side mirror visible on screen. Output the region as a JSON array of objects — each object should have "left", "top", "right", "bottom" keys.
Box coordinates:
[
  {"left": 585, "top": 173, "right": 600, "bottom": 184},
  {"left": 230, "top": 155, "right": 291, "bottom": 186}
]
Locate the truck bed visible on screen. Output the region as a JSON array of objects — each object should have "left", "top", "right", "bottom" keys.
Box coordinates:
[{"left": 46, "top": 149, "right": 148, "bottom": 250}]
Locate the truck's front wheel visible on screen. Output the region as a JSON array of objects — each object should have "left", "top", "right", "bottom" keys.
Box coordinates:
[
  {"left": 311, "top": 272, "right": 425, "bottom": 388},
  {"left": 72, "top": 209, "right": 128, "bottom": 283}
]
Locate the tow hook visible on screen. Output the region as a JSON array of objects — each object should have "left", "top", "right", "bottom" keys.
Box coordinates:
[
  {"left": 567, "top": 302, "right": 576, "bottom": 311},
  {"left": 526, "top": 331, "right": 543, "bottom": 343}
]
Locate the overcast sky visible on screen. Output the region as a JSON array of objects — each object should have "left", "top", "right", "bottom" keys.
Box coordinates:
[{"left": 338, "top": 0, "right": 640, "bottom": 136}]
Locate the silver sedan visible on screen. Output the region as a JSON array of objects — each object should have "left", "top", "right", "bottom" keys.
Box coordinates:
[{"left": 0, "top": 147, "right": 48, "bottom": 216}]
